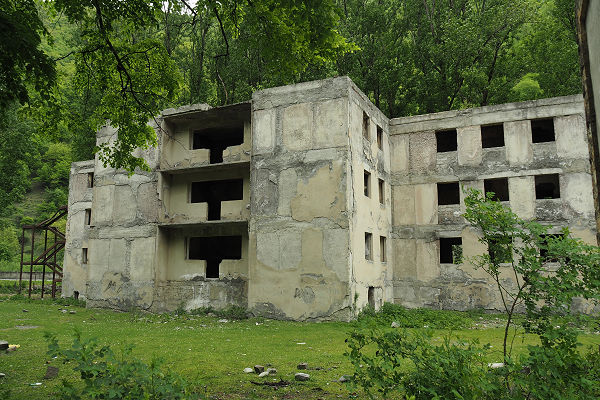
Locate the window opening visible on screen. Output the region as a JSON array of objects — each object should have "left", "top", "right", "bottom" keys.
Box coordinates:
[
  {"left": 481, "top": 124, "right": 504, "bottom": 148},
  {"left": 188, "top": 236, "right": 243, "bottom": 278},
  {"left": 364, "top": 171, "right": 371, "bottom": 197},
  {"left": 380, "top": 236, "right": 387, "bottom": 262},
  {"left": 192, "top": 125, "right": 244, "bottom": 164},
  {"left": 378, "top": 179, "right": 385, "bottom": 204},
  {"left": 539, "top": 234, "right": 565, "bottom": 261},
  {"left": 535, "top": 174, "right": 560, "bottom": 199},
  {"left": 484, "top": 178, "right": 509, "bottom": 201},
  {"left": 440, "top": 237, "right": 462, "bottom": 264},
  {"left": 84, "top": 209, "right": 91, "bottom": 226},
  {"left": 82, "top": 248, "right": 88, "bottom": 264},
  {"left": 363, "top": 112, "right": 370, "bottom": 140},
  {"left": 87, "top": 172, "right": 94, "bottom": 188},
  {"left": 488, "top": 236, "right": 512, "bottom": 264},
  {"left": 437, "top": 182, "right": 460, "bottom": 205},
  {"left": 365, "top": 232, "right": 373, "bottom": 260},
  {"left": 436, "top": 129, "right": 458, "bottom": 152},
  {"left": 531, "top": 118, "right": 555, "bottom": 143},
  {"left": 377, "top": 126, "right": 383, "bottom": 150},
  {"left": 190, "top": 179, "right": 243, "bottom": 220}
]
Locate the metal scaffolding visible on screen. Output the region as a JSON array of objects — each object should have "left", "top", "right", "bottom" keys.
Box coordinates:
[{"left": 19, "top": 206, "right": 67, "bottom": 298}]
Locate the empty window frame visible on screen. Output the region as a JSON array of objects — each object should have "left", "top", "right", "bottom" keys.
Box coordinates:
[
  {"left": 188, "top": 236, "right": 243, "bottom": 278},
  {"left": 84, "top": 209, "right": 91, "bottom": 226},
  {"left": 192, "top": 125, "right": 244, "bottom": 164},
  {"left": 378, "top": 179, "right": 385, "bottom": 204},
  {"left": 437, "top": 182, "right": 460, "bottom": 205},
  {"left": 484, "top": 178, "right": 509, "bottom": 201},
  {"left": 539, "top": 233, "right": 565, "bottom": 261},
  {"left": 363, "top": 112, "right": 370, "bottom": 140},
  {"left": 531, "top": 118, "right": 555, "bottom": 143},
  {"left": 365, "top": 232, "right": 373, "bottom": 261},
  {"left": 535, "top": 174, "right": 560, "bottom": 199},
  {"left": 440, "top": 237, "right": 462, "bottom": 264},
  {"left": 481, "top": 124, "right": 505, "bottom": 148},
  {"left": 436, "top": 129, "right": 458, "bottom": 152},
  {"left": 488, "top": 236, "right": 512, "bottom": 264},
  {"left": 377, "top": 125, "right": 383, "bottom": 150},
  {"left": 380, "top": 236, "right": 387, "bottom": 262},
  {"left": 87, "top": 172, "right": 94, "bottom": 188},
  {"left": 82, "top": 248, "right": 88, "bottom": 264},
  {"left": 364, "top": 170, "right": 371, "bottom": 197},
  {"left": 190, "top": 179, "right": 244, "bottom": 220}
]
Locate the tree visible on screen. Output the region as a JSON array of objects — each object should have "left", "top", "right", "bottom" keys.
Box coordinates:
[{"left": 0, "top": 0, "right": 56, "bottom": 108}]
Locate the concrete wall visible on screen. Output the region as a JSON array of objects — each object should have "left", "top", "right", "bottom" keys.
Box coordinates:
[
  {"left": 62, "top": 160, "right": 94, "bottom": 298},
  {"left": 389, "top": 96, "right": 597, "bottom": 312},
  {"left": 82, "top": 124, "right": 161, "bottom": 310},
  {"left": 347, "top": 87, "right": 393, "bottom": 312},
  {"left": 248, "top": 77, "right": 355, "bottom": 320}
]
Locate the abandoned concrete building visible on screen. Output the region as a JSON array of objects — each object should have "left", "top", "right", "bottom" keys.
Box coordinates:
[{"left": 62, "top": 77, "right": 597, "bottom": 320}]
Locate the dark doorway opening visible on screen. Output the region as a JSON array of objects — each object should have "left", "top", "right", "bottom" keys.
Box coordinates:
[
  {"left": 368, "top": 286, "right": 375, "bottom": 308},
  {"left": 188, "top": 236, "right": 243, "bottom": 278},
  {"left": 192, "top": 126, "right": 244, "bottom": 164},
  {"left": 191, "top": 179, "right": 243, "bottom": 220}
]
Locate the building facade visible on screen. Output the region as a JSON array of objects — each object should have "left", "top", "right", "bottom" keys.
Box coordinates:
[{"left": 63, "top": 77, "right": 597, "bottom": 320}]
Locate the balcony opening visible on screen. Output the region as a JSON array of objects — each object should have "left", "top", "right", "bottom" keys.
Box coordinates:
[
  {"left": 380, "top": 236, "right": 387, "bottom": 262},
  {"left": 84, "top": 209, "right": 91, "bottom": 226},
  {"left": 363, "top": 112, "right": 370, "bottom": 140},
  {"left": 531, "top": 118, "right": 555, "bottom": 143},
  {"left": 377, "top": 125, "right": 383, "bottom": 150},
  {"left": 437, "top": 182, "right": 460, "bottom": 205},
  {"left": 190, "top": 179, "right": 243, "bottom": 220},
  {"left": 87, "top": 172, "right": 94, "bottom": 188},
  {"left": 364, "top": 170, "right": 371, "bottom": 197},
  {"left": 365, "top": 232, "right": 373, "bottom": 260},
  {"left": 436, "top": 129, "right": 458, "bottom": 152},
  {"left": 192, "top": 125, "right": 244, "bottom": 164},
  {"left": 484, "top": 178, "right": 509, "bottom": 201},
  {"left": 481, "top": 124, "right": 504, "bottom": 148},
  {"left": 440, "top": 237, "right": 462, "bottom": 264},
  {"left": 378, "top": 178, "right": 385, "bottom": 204},
  {"left": 535, "top": 174, "right": 560, "bottom": 199},
  {"left": 188, "top": 236, "right": 242, "bottom": 278}
]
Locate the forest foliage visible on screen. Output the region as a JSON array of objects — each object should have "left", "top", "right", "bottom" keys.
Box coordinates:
[{"left": 0, "top": 0, "right": 583, "bottom": 266}]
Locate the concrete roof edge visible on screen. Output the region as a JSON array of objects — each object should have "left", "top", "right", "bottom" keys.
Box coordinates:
[{"left": 389, "top": 94, "right": 584, "bottom": 127}]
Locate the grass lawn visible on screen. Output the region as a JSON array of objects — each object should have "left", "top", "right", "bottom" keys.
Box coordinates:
[{"left": 1, "top": 295, "right": 599, "bottom": 399}]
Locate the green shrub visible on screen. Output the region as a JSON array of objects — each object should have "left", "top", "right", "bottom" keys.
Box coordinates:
[
  {"left": 346, "top": 328, "right": 500, "bottom": 399},
  {"left": 357, "top": 302, "right": 473, "bottom": 330},
  {"left": 216, "top": 305, "right": 248, "bottom": 320},
  {"left": 45, "top": 330, "right": 200, "bottom": 399}
]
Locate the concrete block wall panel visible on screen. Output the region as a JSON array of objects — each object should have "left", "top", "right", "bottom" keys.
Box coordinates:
[{"left": 248, "top": 77, "right": 361, "bottom": 321}]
